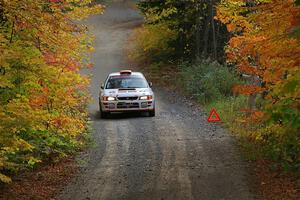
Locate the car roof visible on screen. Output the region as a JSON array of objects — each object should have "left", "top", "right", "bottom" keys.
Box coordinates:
[{"left": 108, "top": 71, "right": 144, "bottom": 77}]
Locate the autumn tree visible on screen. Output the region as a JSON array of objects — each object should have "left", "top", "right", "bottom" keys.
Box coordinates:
[
  {"left": 217, "top": 0, "right": 300, "bottom": 168},
  {"left": 0, "top": 0, "right": 103, "bottom": 182}
]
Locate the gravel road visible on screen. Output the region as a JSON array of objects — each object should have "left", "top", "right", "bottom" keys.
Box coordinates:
[{"left": 58, "top": 1, "right": 256, "bottom": 200}]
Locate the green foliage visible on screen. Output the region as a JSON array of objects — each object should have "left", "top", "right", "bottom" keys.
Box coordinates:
[
  {"left": 179, "top": 60, "right": 242, "bottom": 104},
  {"left": 254, "top": 125, "right": 300, "bottom": 173},
  {"left": 130, "top": 23, "right": 177, "bottom": 63}
]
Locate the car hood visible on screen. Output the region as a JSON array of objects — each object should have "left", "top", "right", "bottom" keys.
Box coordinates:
[{"left": 102, "top": 88, "right": 153, "bottom": 97}]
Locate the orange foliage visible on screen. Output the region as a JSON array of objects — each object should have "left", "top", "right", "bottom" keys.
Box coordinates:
[{"left": 217, "top": 0, "right": 300, "bottom": 113}]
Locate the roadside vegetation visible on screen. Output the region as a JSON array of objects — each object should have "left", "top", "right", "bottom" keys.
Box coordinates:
[
  {"left": 0, "top": 0, "right": 102, "bottom": 183},
  {"left": 131, "top": 0, "right": 300, "bottom": 191}
]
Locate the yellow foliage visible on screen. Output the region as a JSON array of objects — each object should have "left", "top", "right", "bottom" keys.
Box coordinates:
[
  {"left": 130, "top": 23, "right": 177, "bottom": 62},
  {"left": 0, "top": 0, "right": 103, "bottom": 182}
]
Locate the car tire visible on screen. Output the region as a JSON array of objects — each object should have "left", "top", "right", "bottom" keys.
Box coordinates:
[
  {"left": 99, "top": 104, "right": 109, "bottom": 119},
  {"left": 149, "top": 109, "right": 155, "bottom": 117},
  {"left": 100, "top": 111, "right": 109, "bottom": 119}
]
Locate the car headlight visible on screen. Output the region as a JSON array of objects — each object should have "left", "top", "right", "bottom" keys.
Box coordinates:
[
  {"left": 103, "top": 96, "right": 116, "bottom": 101},
  {"left": 140, "top": 95, "right": 153, "bottom": 100}
]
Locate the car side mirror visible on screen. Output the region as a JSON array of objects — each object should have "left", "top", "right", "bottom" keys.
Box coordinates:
[
  {"left": 148, "top": 82, "right": 153, "bottom": 87},
  {"left": 101, "top": 83, "right": 104, "bottom": 89}
]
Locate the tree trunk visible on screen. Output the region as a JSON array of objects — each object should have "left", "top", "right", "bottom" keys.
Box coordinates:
[
  {"left": 211, "top": 0, "right": 217, "bottom": 60},
  {"left": 248, "top": 75, "right": 261, "bottom": 110},
  {"left": 195, "top": 10, "right": 201, "bottom": 59},
  {"left": 202, "top": 5, "right": 211, "bottom": 58}
]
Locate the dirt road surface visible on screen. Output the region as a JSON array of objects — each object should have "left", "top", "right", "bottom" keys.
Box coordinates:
[{"left": 58, "top": 1, "right": 256, "bottom": 200}]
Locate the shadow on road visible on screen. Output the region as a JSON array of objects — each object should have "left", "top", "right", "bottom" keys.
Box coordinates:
[{"left": 90, "top": 111, "right": 151, "bottom": 120}]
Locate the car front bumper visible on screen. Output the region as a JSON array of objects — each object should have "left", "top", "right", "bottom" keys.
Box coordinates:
[{"left": 100, "top": 99, "right": 154, "bottom": 112}]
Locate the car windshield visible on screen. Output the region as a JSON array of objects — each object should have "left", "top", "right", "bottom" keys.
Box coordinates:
[{"left": 105, "top": 75, "right": 148, "bottom": 89}]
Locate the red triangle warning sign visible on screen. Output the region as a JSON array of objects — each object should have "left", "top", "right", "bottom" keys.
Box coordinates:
[{"left": 207, "top": 108, "right": 221, "bottom": 122}]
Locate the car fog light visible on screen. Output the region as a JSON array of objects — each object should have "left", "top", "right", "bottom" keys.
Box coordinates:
[
  {"left": 141, "top": 102, "right": 148, "bottom": 108},
  {"left": 108, "top": 103, "right": 115, "bottom": 109}
]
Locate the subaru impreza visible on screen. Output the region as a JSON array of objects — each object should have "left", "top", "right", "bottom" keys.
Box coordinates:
[{"left": 99, "top": 70, "right": 155, "bottom": 118}]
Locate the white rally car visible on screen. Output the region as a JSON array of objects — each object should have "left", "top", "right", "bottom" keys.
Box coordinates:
[{"left": 99, "top": 70, "right": 155, "bottom": 118}]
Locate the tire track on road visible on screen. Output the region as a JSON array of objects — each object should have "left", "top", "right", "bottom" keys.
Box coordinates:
[{"left": 59, "top": 1, "right": 257, "bottom": 199}]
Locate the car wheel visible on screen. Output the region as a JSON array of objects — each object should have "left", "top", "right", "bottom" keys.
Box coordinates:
[
  {"left": 100, "top": 111, "right": 109, "bottom": 119},
  {"left": 99, "top": 104, "right": 109, "bottom": 119},
  {"left": 149, "top": 109, "right": 155, "bottom": 117}
]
